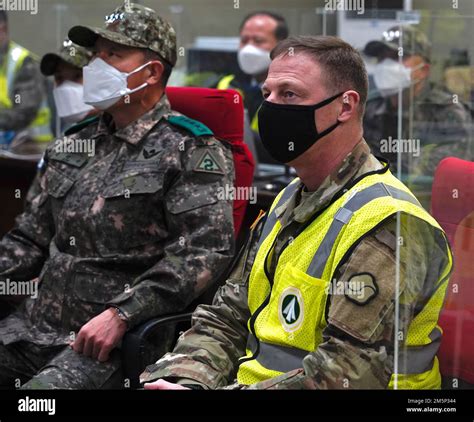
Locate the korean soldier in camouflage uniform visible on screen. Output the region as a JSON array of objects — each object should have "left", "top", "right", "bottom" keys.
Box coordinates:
[
  {"left": 363, "top": 25, "right": 472, "bottom": 207},
  {"left": 141, "top": 35, "right": 452, "bottom": 390},
  {"left": 0, "top": 3, "right": 234, "bottom": 389}
]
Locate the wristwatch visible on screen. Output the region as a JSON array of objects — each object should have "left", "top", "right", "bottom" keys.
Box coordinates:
[{"left": 110, "top": 306, "right": 129, "bottom": 327}]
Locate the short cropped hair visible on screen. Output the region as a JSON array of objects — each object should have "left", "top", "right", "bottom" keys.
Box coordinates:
[{"left": 271, "top": 35, "right": 369, "bottom": 117}]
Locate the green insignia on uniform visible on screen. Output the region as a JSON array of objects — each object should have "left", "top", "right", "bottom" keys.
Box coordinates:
[
  {"left": 167, "top": 115, "right": 214, "bottom": 137},
  {"left": 279, "top": 287, "right": 304, "bottom": 332},
  {"left": 345, "top": 273, "right": 378, "bottom": 306},
  {"left": 194, "top": 150, "right": 224, "bottom": 175},
  {"left": 64, "top": 115, "right": 100, "bottom": 137}
]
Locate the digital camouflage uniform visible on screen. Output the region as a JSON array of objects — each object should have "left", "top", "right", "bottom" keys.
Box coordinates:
[
  {"left": 363, "top": 25, "right": 472, "bottom": 182},
  {"left": 0, "top": 3, "right": 235, "bottom": 389},
  {"left": 140, "top": 139, "right": 451, "bottom": 390}
]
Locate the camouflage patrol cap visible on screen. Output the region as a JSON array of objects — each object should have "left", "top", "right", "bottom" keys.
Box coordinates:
[
  {"left": 364, "top": 25, "right": 431, "bottom": 62},
  {"left": 68, "top": 2, "right": 177, "bottom": 66},
  {"left": 40, "top": 38, "right": 93, "bottom": 76}
]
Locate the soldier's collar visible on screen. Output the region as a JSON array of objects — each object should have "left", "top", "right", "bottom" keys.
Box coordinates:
[
  {"left": 276, "top": 139, "right": 371, "bottom": 224},
  {"left": 95, "top": 94, "right": 172, "bottom": 145},
  {"left": 414, "top": 80, "right": 432, "bottom": 102}
]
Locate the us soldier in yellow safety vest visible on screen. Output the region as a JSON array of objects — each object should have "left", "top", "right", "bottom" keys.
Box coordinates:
[
  {"left": 141, "top": 35, "right": 453, "bottom": 390},
  {"left": 0, "top": 11, "right": 53, "bottom": 155}
]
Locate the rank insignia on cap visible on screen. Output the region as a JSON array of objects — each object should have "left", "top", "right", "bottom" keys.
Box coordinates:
[
  {"left": 105, "top": 12, "right": 125, "bottom": 24},
  {"left": 344, "top": 273, "right": 379, "bottom": 306},
  {"left": 194, "top": 150, "right": 224, "bottom": 175}
]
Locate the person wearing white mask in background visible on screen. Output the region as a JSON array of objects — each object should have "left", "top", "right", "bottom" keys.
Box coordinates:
[
  {"left": 40, "top": 38, "right": 97, "bottom": 136},
  {"left": 233, "top": 12, "right": 289, "bottom": 128},
  {"left": 235, "top": 12, "right": 288, "bottom": 127},
  {"left": 362, "top": 25, "right": 471, "bottom": 209},
  {"left": 233, "top": 12, "right": 289, "bottom": 164},
  {"left": 186, "top": 11, "right": 288, "bottom": 165}
]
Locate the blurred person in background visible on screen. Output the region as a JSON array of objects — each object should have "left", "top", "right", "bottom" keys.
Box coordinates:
[
  {"left": 363, "top": 25, "right": 472, "bottom": 207},
  {"left": 0, "top": 11, "right": 53, "bottom": 155},
  {"left": 187, "top": 11, "right": 289, "bottom": 164},
  {"left": 40, "top": 37, "right": 97, "bottom": 136}
]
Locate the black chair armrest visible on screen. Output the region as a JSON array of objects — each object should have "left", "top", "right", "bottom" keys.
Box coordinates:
[
  {"left": 128, "top": 312, "right": 194, "bottom": 341},
  {"left": 121, "top": 236, "right": 251, "bottom": 388},
  {"left": 122, "top": 312, "right": 193, "bottom": 388}
]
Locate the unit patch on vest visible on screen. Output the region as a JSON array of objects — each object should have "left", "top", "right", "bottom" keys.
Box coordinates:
[
  {"left": 279, "top": 287, "right": 304, "bottom": 332},
  {"left": 193, "top": 150, "right": 224, "bottom": 175},
  {"left": 344, "top": 273, "right": 378, "bottom": 306}
]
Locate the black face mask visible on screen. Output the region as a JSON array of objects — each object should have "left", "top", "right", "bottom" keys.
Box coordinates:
[{"left": 257, "top": 92, "right": 344, "bottom": 164}]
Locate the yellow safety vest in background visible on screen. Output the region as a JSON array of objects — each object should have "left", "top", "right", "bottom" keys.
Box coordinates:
[
  {"left": 237, "top": 164, "right": 452, "bottom": 389},
  {"left": 0, "top": 41, "right": 53, "bottom": 143}
]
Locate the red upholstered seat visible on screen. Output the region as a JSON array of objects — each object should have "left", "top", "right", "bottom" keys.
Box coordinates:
[
  {"left": 431, "top": 157, "right": 474, "bottom": 384},
  {"left": 166, "top": 87, "right": 255, "bottom": 236}
]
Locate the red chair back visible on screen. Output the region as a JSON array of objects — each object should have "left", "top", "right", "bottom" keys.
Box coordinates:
[
  {"left": 431, "top": 157, "right": 474, "bottom": 384},
  {"left": 166, "top": 87, "right": 255, "bottom": 236}
]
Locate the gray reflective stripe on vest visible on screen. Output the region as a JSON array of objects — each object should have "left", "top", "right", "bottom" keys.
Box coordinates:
[
  {"left": 306, "top": 182, "right": 422, "bottom": 279},
  {"left": 397, "top": 326, "right": 442, "bottom": 374},
  {"left": 247, "top": 334, "right": 307, "bottom": 373},
  {"left": 248, "top": 327, "right": 442, "bottom": 376},
  {"left": 256, "top": 181, "right": 300, "bottom": 250}
]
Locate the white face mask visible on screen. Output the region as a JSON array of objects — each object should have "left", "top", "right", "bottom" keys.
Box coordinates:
[
  {"left": 53, "top": 80, "right": 94, "bottom": 123},
  {"left": 83, "top": 58, "right": 152, "bottom": 110},
  {"left": 373, "top": 58, "right": 424, "bottom": 98},
  {"left": 238, "top": 44, "right": 271, "bottom": 76}
]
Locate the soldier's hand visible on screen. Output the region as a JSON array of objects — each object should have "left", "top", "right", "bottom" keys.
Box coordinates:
[
  {"left": 72, "top": 308, "right": 128, "bottom": 362},
  {"left": 144, "top": 380, "right": 190, "bottom": 390}
]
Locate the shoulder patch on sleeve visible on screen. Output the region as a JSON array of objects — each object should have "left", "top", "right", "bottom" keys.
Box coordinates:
[
  {"left": 344, "top": 273, "right": 379, "bottom": 306},
  {"left": 167, "top": 115, "right": 214, "bottom": 137},
  {"left": 328, "top": 235, "right": 401, "bottom": 343},
  {"left": 193, "top": 149, "right": 225, "bottom": 175}
]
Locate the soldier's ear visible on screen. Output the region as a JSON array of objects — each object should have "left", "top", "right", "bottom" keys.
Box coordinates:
[
  {"left": 146, "top": 61, "right": 164, "bottom": 86},
  {"left": 338, "top": 90, "right": 360, "bottom": 123}
]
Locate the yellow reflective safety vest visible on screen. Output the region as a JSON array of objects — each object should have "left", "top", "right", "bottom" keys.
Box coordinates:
[
  {"left": 217, "top": 74, "right": 259, "bottom": 131},
  {"left": 0, "top": 41, "right": 53, "bottom": 143},
  {"left": 237, "top": 163, "right": 452, "bottom": 389}
]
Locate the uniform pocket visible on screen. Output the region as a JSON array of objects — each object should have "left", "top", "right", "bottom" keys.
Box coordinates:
[
  {"left": 43, "top": 165, "right": 76, "bottom": 199},
  {"left": 94, "top": 170, "right": 166, "bottom": 257},
  {"left": 102, "top": 170, "right": 164, "bottom": 198},
  {"left": 166, "top": 181, "right": 219, "bottom": 214},
  {"left": 257, "top": 263, "right": 330, "bottom": 352}
]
